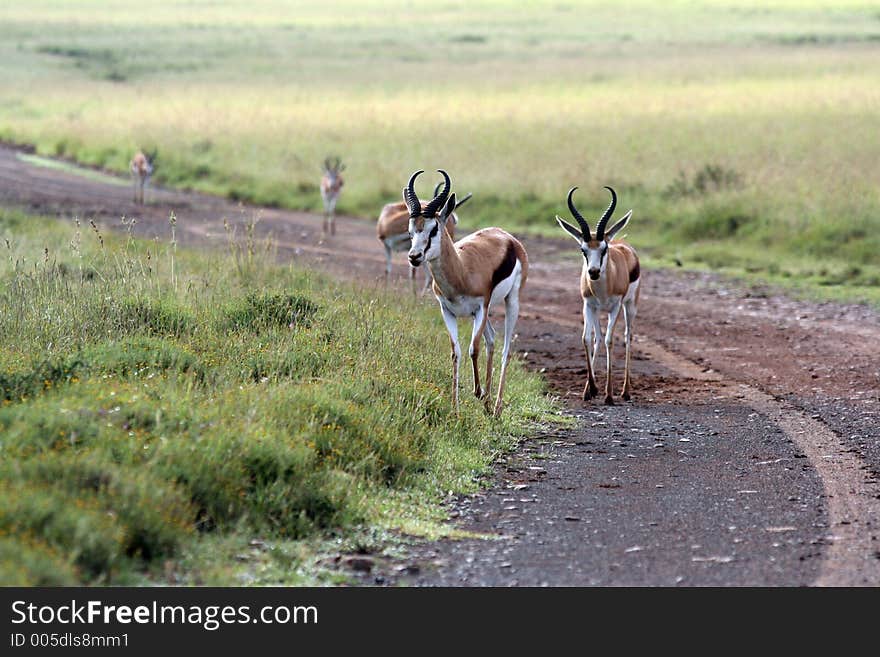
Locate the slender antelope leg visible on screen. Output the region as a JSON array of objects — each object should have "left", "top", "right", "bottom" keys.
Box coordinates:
[
  {"left": 483, "top": 319, "right": 496, "bottom": 412},
  {"left": 409, "top": 264, "right": 419, "bottom": 296},
  {"left": 621, "top": 299, "right": 637, "bottom": 401},
  {"left": 604, "top": 301, "right": 623, "bottom": 405},
  {"left": 589, "top": 310, "right": 601, "bottom": 372},
  {"left": 494, "top": 286, "right": 520, "bottom": 418},
  {"left": 384, "top": 244, "right": 393, "bottom": 283},
  {"left": 469, "top": 303, "right": 489, "bottom": 400},
  {"left": 441, "top": 306, "right": 461, "bottom": 414},
  {"left": 582, "top": 299, "right": 599, "bottom": 400},
  {"left": 329, "top": 198, "right": 337, "bottom": 236}
]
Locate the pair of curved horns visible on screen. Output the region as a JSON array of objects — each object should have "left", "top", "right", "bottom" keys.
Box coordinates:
[
  {"left": 323, "top": 156, "right": 343, "bottom": 172},
  {"left": 405, "top": 169, "right": 451, "bottom": 218},
  {"left": 566, "top": 186, "right": 617, "bottom": 241}
]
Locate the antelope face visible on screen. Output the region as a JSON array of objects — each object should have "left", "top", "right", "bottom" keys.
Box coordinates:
[
  {"left": 402, "top": 168, "right": 452, "bottom": 267},
  {"left": 407, "top": 216, "right": 441, "bottom": 267},
  {"left": 582, "top": 240, "right": 608, "bottom": 280},
  {"left": 321, "top": 157, "right": 345, "bottom": 193},
  {"left": 555, "top": 186, "right": 630, "bottom": 281}
]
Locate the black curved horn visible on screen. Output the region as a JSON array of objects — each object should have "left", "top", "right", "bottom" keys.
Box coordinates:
[
  {"left": 404, "top": 170, "right": 424, "bottom": 217},
  {"left": 595, "top": 186, "right": 617, "bottom": 240},
  {"left": 567, "top": 187, "right": 591, "bottom": 240},
  {"left": 422, "top": 169, "right": 451, "bottom": 218}
]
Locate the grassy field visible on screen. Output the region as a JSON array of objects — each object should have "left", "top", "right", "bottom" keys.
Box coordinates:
[
  {"left": 0, "top": 1, "right": 878, "bottom": 299},
  {"left": 0, "top": 208, "right": 558, "bottom": 585}
]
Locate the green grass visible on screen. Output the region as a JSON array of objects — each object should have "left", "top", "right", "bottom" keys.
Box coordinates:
[
  {"left": 0, "top": 0, "right": 877, "bottom": 296},
  {"left": 0, "top": 207, "right": 560, "bottom": 585}
]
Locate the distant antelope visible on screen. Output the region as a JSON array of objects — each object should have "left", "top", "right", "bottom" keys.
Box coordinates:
[
  {"left": 406, "top": 170, "right": 528, "bottom": 418},
  {"left": 377, "top": 180, "right": 472, "bottom": 292},
  {"left": 555, "top": 186, "right": 640, "bottom": 405},
  {"left": 320, "top": 156, "right": 345, "bottom": 236},
  {"left": 130, "top": 149, "right": 154, "bottom": 205}
]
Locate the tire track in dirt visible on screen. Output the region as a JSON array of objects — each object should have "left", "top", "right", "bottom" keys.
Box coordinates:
[
  {"left": 639, "top": 339, "right": 880, "bottom": 586},
  {"left": 2, "top": 144, "right": 878, "bottom": 585}
]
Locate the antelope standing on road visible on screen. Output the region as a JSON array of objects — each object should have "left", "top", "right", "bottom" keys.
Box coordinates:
[
  {"left": 377, "top": 180, "right": 472, "bottom": 292},
  {"left": 130, "top": 150, "right": 154, "bottom": 205},
  {"left": 320, "top": 157, "right": 345, "bottom": 236},
  {"left": 406, "top": 170, "right": 528, "bottom": 418},
  {"left": 555, "top": 186, "right": 640, "bottom": 405}
]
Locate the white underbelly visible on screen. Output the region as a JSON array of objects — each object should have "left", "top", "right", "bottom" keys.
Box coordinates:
[
  {"left": 439, "top": 294, "right": 483, "bottom": 317},
  {"left": 437, "top": 259, "right": 522, "bottom": 318},
  {"left": 588, "top": 295, "right": 623, "bottom": 312}
]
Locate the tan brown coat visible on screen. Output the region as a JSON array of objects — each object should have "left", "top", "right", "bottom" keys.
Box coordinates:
[
  {"left": 580, "top": 239, "right": 640, "bottom": 300},
  {"left": 431, "top": 226, "right": 528, "bottom": 302}
]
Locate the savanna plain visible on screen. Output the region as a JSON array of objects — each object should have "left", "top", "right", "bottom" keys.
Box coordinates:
[{"left": 0, "top": 0, "right": 878, "bottom": 584}]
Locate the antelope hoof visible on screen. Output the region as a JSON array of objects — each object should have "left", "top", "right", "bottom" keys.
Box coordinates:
[
  {"left": 622, "top": 390, "right": 631, "bottom": 401},
  {"left": 583, "top": 382, "right": 598, "bottom": 401},
  {"left": 492, "top": 402, "right": 503, "bottom": 419},
  {"left": 474, "top": 386, "right": 484, "bottom": 399},
  {"left": 604, "top": 395, "right": 615, "bottom": 406}
]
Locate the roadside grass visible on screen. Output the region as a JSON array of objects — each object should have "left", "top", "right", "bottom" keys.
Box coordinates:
[
  {"left": 0, "top": 207, "right": 561, "bottom": 585},
  {"left": 0, "top": 1, "right": 878, "bottom": 299}
]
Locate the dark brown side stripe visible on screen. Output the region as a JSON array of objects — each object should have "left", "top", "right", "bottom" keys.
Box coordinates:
[
  {"left": 491, "top": 242, "right": 518, "bottom": 291},
  {"left": 629, "top": 261, "right": 640, "bottom": 283}
]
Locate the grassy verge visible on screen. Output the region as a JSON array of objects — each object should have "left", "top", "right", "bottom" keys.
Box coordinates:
[{"left": 0, "top": 207, "right": 561, "bottom": 585}]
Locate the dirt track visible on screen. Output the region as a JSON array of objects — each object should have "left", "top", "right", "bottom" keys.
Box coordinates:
[{"left": 1, "top": 145, "right": 878, "bottom": 586}]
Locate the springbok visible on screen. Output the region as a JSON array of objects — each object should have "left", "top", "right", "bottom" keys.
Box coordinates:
[
  {"left": 406, "top": 170, "right": 528, "bottom": 418},
  {"left": 555, "top": 186, "right": 640, "bottom": 405},
  {"left": 130, "top": 150, "right": 154, "bottom": 205},
  {"left": 320, "top": 157, "right": 345, "bottom": 236},
  {"left": 377, "top": 180, "right": 472, "bottom": 292}
]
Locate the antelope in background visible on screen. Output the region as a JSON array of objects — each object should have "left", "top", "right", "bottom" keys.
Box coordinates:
[
  {"left": 130, "top": 149, "right": 155, "bottom": 205},
  {"left": 320, "top": 156, "right": 345, "bottom": 236},
  {"left": 377, "top": 180, "right": 472, "bottom": 293},
  {"left": 555, "top": 186, "right": 640, "bottom": 405},
  {"left": 406, "top": 170, "right": 528, "bottom": 418}
]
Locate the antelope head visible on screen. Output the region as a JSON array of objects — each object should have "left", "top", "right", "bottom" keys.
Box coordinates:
[
  {"left": 405, "top": 169, "right": 452, "bottom": 267},
  {"left": 556, "top": 186, "right": 632, "bottom": 280},
  {"left": 323, "top": 156, "right": 345, "bottom": 178}
]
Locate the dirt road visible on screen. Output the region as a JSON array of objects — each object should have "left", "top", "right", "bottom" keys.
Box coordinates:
[{"left": 1, "top": 144, "right": 878, "bottom": 586}]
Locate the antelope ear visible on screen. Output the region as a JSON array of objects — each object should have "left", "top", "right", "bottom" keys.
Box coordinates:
[
  {"left": 604, "top": 210, "right": 632, "bottom": 241},
  {"left": 439, "top": 193, "right": 457, "bottom": 224},
  {"left": 555, "top": 215, "right": 583, "bottom": 242}
]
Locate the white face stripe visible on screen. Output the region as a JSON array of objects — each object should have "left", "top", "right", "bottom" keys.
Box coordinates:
[
  {"left": 407, "top": 217, "right": 441, "bottom": 263},
  {"left": 581, "top": 241, "right": 608, "bottom": 274}
]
